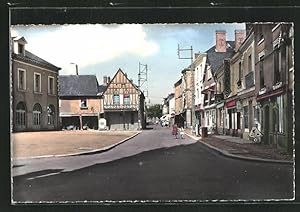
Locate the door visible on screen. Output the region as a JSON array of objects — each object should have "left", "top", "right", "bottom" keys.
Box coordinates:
[{"left": 263, "top": 105, "right": 270, "bottom": 144}]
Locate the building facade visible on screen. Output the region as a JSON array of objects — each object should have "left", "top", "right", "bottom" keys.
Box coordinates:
[
  {"left": 193, "top": 53, "right": 207, "bottom": 135},
  {"left": 12, "top": 36, "right": 61, "bottom": 132},
  {"left": 102, "top": 69, "right": 145, "bottom": 130},
  {"left": 181, "top": 67, "right": 194, "bottom": 128},
  {"left": 59, "top": 75, "right": 103, "bottom": 130},
  {"left": 174, "top": 78, "right": 184, "bottom": 127},
  {"left": 254, "top": 23, "right": 293, "bottom": 153},
  {"left": 202, "top": 30, "right": 240, "bottom": 134}
]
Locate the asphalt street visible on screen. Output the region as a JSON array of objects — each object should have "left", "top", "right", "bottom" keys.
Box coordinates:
[{"left": 12, "top": 125, "right": 294, "bottom": 202}]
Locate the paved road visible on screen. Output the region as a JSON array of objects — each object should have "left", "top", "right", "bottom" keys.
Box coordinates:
[{"left": 13, "top": 125, "right": 294, "bottom": 202}]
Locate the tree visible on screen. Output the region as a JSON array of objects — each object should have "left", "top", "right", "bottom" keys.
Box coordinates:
[{"left": 147, "top": 104, "right": 162, "bottom": 118}]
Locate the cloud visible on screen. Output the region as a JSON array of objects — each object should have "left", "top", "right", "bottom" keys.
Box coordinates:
[{"left": 11, "top": 24, "right": 159, "bottom": 74}]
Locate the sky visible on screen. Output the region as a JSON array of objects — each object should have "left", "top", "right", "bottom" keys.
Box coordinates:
[{"left": 11, "top": 23, "right": 245, "bottom": 104}]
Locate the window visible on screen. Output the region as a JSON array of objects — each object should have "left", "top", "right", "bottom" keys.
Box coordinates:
[
  {"left": 16, "top": 102, "right": 26, "bottom": 127},
  {"left": 18, "top": 44, "right": 24, "bottom": 54},
  {"left": 47, "top": 105, "right": 55, "bottom": 125},
  {"left": 277, "top": 95, "right": 284, "bottom": 133},
  {"left": 259, "top": 55, "right": 265, "bottom": 88},
  {"left": 274, "top": 48, "right": 280, "bottom": 83},
  {"left": 244, "top": 106, "right": 249, "bottom": 129},
  {"left": 33, "top": 103, "right": 42, "bottom": 126},
  {"left": 248, "top": 54, "right": 252, "bottom": 72},
  {"left": 48, "top": 76, "right": 55, "bottom": 95},
  {"left": 204, "top": 94, "right": 208, "bottom": 105},
  {"left": 80, "top": 99, "right": 88, "bottom": 108},
  {"left": 34, "top": 72, "right": 41, "bottom": 93},
  {"left": 113, "top": 94, "right": 120, "bottom": 105},
  {"left": 123, "top": 94, "right": 130, "bottom": 105},
  {"left": 207, "top": 69, "right": 212, "bottom": 80},
  {"left": 18, "top": 69, "right": 26, "bottom": 90},
  {"left": 238, "top": 61, "right": 242, "bottom": 80}
]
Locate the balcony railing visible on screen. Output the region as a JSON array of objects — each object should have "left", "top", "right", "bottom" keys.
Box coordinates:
[{"left": 104, "top": 104, "right": 138, "bottom": 110}]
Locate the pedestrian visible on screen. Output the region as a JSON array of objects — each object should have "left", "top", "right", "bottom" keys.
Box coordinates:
[
  {"left": 179, "top": 127, "right": 184, "bottom": 139},
  {"left": 172, "top": 124, "right": 178, "bottom": 139}
]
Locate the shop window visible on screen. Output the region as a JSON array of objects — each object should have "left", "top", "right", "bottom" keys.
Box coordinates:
[
  {"left": 244, "top": 106, "right": 249, "bottom": 129},
  {"left": 277, "top": 96, "right": 284, "bottom": 133}
]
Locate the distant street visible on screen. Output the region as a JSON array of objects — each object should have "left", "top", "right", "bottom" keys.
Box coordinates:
[{"left": 13, "top": 125, "right": 294, "bottom": 202}]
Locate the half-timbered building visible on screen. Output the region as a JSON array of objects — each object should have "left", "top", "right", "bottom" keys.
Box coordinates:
[{"left": 102, "top": 69, "right": 145, "bottom": 130}]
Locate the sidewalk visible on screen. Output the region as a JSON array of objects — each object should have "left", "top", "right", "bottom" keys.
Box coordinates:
[{"left": 184, "top": 129, "right": 293, "bottom": 164}]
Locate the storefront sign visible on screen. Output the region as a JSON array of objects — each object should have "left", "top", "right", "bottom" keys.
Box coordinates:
[
  {"left": 225, "top": 99, "right": 236, "bottom": 108},
  {"left": 216, "top": 102, "right": 224, "bottom": 109}
]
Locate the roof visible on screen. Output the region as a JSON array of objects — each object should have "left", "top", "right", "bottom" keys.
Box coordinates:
[
  {"left": 59, "top": 75, "right": 100, "bottom": 97},
  {"left": 205, "top": 41, "right": 235, "bottom": 73},
  {"left": 102, "top": 68, "right": 141, "bottom": 94},
  {"left": 98, "top": 85, "right": 108, "bottom": 94},
  {"left": 13, "top": 50, "right": 61, "bottom": 71}
]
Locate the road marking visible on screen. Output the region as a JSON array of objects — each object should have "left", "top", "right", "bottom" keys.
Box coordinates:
[{"left": 27, "top": 172, "right": 62, "bottom": 180}]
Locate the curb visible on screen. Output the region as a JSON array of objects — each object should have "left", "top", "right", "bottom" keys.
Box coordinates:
[
  {"left": 14, "top": 131, "right": 142, "bottom": 160},
  {"left": 184, "top": 133, "right": 293, "bottom": 165}
]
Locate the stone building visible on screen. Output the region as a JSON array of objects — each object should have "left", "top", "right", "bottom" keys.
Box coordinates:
[
  {"left": 174, "top": 78, "right": 184, "bottom": 127},
  {"left": 202, "top": 30, "right": 239, "bottom": 134},
  {"left": 181, "top": 67, "right": 194, "bottom": 128},
  {"left": 193, "top": 53, "right": 207, "bottom": 135},
  {"left": 253, "top": 23, "right": 293, "bottom": 153},
  {"left": 12, "top": 36, "right": 61, "bottom": 132}
]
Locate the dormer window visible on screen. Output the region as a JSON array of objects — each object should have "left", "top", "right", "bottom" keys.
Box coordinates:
[{"left": 18, "top": 43, "right": 24, "bottom": 55}]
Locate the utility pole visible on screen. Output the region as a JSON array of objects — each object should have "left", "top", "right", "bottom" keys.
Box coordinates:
[
  {"left": 177, "top": 44, "right": 193, "bottom": 64},
  {"left": 177, "top": 44, "right": 195, "bottom": 130},
  {"left": 138, "top": 62, "right": 149, "bottom": 129}
]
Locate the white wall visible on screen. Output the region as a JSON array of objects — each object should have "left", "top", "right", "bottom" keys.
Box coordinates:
[
  {"left": 194, "top": 55, "right": 206, "bottom": 108},
  {"left": 169, "top": 97, "right": 175, "bottom": 114}
]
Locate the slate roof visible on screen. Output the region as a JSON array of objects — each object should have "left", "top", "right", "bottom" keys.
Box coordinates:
[
  {"left": 59, "top": 75, "right": 100, "bottom": 97},
  {"left": 13, "top": 50, "right": 61, "bottom": 71},
  {"left": 98, "top": 85, "right": 108, "bottom": 94},
  {"left": 205, "top": 41, "right": 235, "bottom": 73}
]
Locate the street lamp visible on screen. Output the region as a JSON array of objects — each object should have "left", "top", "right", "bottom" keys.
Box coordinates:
[{"left": 70, "top": 62, "right": 79, "bottom": 75}]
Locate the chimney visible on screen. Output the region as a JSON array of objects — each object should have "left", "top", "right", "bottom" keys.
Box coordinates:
[
  {"left": 234, "top": 30, "right": 246, "bottom": 51},
  {"left": 103, "top": 76, "right": 108, "bottom": 85},
  {"left": 75, "top": 64, "right": 78, "bottom": 75},
  {"left": 215, "top": 30, "right": 227, "bottom": 52},
  {"left": 107, "top": 77, "right": 111, "bottom": 84},
  {"left": 194, "top": 52, "right": 200, "bottom": 59}
]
